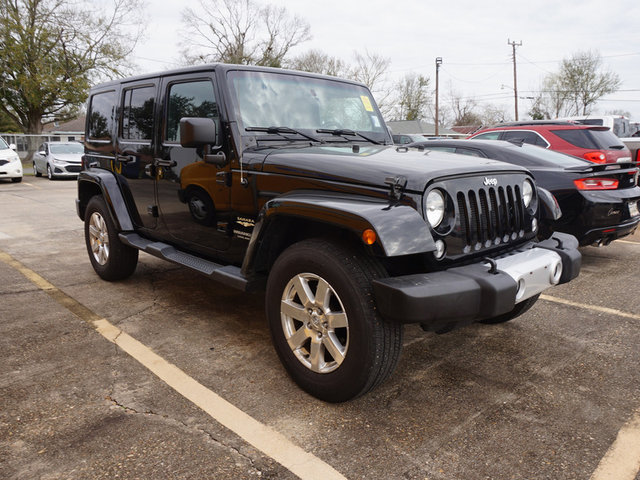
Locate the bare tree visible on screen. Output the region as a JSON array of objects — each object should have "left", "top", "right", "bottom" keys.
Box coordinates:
[
  {"left": 180, "top": 0, "right": 310, "bottom": 67},
  {"left": 287, "top": 50, "right": 349, "bottom": 77},
  {"left": 392, "top": 73, "right": 431, "bottom": 121},
  {"left": 531, "top": 50, "right": 620, "bottom": 118},
  {"left": 447, "top": 86, "right": 481, "bottom": 126}
]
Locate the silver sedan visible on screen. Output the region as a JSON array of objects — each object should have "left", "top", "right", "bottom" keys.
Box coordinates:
[{"left": 33, "top": 142, "right": 83, "bottom": 180}]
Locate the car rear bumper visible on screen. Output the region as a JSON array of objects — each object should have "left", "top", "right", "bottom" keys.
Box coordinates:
[
  {"left": 580, "top": 216, "right": 640, "bottom": 246},
  {"left": 372, "top": 232, "right": 581, "bottom": 331}
]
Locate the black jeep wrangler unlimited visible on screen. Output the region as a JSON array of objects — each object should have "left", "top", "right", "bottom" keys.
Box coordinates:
[{"left": 77, "top": 64, "right": 581, "bottom": 402}]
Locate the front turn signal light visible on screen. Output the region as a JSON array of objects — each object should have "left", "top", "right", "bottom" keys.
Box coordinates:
[{"left": 362, "top": 229, "right": 377, "bottom": 245}]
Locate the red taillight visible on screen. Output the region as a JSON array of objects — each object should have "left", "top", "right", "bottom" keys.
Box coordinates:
[
  {"left": 573, "top": 178, "right": 619, "bottom": 190},
  {"left": 583, "top": 151, "right": 607, "bottom": 163}
]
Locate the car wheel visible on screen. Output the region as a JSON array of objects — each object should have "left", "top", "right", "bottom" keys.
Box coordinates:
[
  {"left": 84, "top": 195, "right": 139, "bottom": 281},
  {"left": 479, "top": 294, "right": 540, "bottom": 324},
  {"left": 47, "top": 163, "right": 54, "bottom": 180},
  {"left": 185, "top": 187, "right": 216, "bottom": 226},
  {"left": 33, "top": 161, "right": 42, "bottom": 177},
  {"left": 11, "top": 177, "right": 22, "bottom": 183},
  {"left": 266, "top": 239, "right": 403, "bottom": 402}
]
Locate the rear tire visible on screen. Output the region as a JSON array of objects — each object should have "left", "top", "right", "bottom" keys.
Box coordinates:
[
  {"left": 266, "top": 239, "right": 403, "bottom": 402},
  {"left": 84, "top": 195, "right": 138, "bottom": 281},
  {"left": 479, "top": 294, "right": 540, "bottom": 324}
]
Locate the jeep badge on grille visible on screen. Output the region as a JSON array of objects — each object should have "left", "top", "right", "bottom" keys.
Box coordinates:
[{"left": 483, "top": 177, "right": 498, "bottom": 186}]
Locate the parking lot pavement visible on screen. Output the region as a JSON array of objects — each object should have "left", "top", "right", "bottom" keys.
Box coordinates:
[{"left": 1, "top": 176, "right": 639, "bottom": 480}]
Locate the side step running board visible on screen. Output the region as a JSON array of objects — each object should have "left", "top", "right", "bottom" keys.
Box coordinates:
[{"left": 119, "top": 233, "right": 263, "bottom": 292}]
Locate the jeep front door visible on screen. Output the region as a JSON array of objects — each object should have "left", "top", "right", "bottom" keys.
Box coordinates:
[{"left": 155, "top": 75, "right": 231, "bottom": 252}]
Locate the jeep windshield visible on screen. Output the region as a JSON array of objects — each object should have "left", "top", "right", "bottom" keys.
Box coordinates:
[{"left": 227, "top": 70, "right": 391, "bottom": 144}]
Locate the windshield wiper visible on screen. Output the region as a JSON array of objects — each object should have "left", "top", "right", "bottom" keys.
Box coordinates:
[
  {"left": 316, "top": 128, "right": 382, "bottom": 145},
  {"left": 246, "top": 126, "right": 323, "bottom": 143}
]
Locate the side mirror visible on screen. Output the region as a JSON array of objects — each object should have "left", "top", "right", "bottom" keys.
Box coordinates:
[
  {"left": 9, "top": 144, "right": 17, "bottom": 151},
  {"left": 180, "top": 117, "right": 218, "bottom": 148},
  {"left": 38, "top": 151, "right": 46, "bottom": 156}
]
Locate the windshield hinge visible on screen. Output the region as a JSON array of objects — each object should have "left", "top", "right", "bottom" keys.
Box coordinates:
[{"left": 384, "top": 175, "right": 407, "bottom": 200}]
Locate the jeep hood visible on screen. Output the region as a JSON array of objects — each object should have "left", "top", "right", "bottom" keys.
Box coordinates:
[{"left": 258, "top": 145, "right": 528, "bottom": 193}]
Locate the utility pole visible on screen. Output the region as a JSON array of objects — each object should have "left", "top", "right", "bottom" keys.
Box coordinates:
[
  {"left": 435, "top": 57, "right": 442, "bottom": 135},
  {"left": 508, "top": 39, "right": 522, "bottom": 121}
]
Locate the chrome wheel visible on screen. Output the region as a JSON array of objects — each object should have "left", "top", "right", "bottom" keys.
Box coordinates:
[
  {"left": 88, "top": 212, "right": 109, "bottom": 265},
  {"left": 280, "top": 273, "right": 348, "bottom": 374}
]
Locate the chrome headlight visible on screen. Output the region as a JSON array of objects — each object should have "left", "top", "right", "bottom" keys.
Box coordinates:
[
  {"left": 425, "top": 189, "right": 445, "bottom": 227},
  {"left": 522, "top": 179, "right": 534, "bottom": 208}
]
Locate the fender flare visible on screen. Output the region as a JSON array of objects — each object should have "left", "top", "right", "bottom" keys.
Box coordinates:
[
  {"left": 242, "top": 191, "right": 435, "bottom": 274},
  {"left": 76, "top": 169, "right": 135, "bottom": 231},
  {"left": 537, "top": 187, "right": 562, "bottom": 221}
]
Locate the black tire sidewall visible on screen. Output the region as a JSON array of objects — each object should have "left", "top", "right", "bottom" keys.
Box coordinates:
[
  {"left": 266, "top": 241, "right": 382, "bottom": 402},
  {"left": 84, "top": 196, "right": 138, "bottom": 281}
]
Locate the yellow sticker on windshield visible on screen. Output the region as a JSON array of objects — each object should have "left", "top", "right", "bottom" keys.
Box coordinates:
[{"left": 360, "top": 95, "right": 374, "bottom": 112}]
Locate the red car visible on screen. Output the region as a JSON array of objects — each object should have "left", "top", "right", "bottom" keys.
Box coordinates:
[{"left": 470, "top": 121, "right": 634, "bottom": 165}]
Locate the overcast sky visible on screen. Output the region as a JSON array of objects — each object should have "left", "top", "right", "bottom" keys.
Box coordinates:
[{"left": 129, "top": 0, "right": 640, "bottom": 122}]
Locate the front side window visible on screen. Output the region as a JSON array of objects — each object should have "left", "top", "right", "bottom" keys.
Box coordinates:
[
  {"left": 122, "top": 86, "right": 156, "bottom": 140},
  {"left": 473, "top": 131, "right": 501, "bottom": 140},
  {"left": 502, "top": 130, "right": 548, "bottom": 147},
  {"left": 455, "top": 148, "right": 486, "bottom": 158},
  {"left": 227, "top": 70, "right": 388, "bottom": 142},
  {"left": 88, "top": 91, "right": 116, "bottom": 141},
  {"left": 166, "top": 80, "right": 218, "bottom": 143}
]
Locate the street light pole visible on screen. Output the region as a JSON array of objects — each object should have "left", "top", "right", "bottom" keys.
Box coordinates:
[
  {"left": 435, "top": 57, "right": 442, "bottom": 136},
  {"left": 508, "top": 39, "right": 522, "bottom": 121}
]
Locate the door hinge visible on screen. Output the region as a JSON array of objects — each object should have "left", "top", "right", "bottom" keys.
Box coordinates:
[{"left": 147, "top": 205, "right": 159, "bottom": 217}]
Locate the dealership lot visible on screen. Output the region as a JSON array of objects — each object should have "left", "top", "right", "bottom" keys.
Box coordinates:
[{"left": 1, "top": 177, "right": 639, "bottom": 479}]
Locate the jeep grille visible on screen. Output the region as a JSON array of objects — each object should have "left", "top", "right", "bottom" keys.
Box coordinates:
[{"left": 457, "top": 185, "right": 526, "bottom": 252}]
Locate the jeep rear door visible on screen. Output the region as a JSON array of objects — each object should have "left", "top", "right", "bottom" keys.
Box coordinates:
[{"left": 116, "top": 81, "right": 158, "bottom": 230}]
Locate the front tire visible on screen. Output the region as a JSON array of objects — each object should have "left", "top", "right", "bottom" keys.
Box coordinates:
[
  {"left": 47, "top": 163, "right": 54, "bottom": 180},
  {"left": 266, "top": 239, "right": 403, "bottom": 402},
  {"left": 84, "top": 195, "right": 138, "bottom": 281}
]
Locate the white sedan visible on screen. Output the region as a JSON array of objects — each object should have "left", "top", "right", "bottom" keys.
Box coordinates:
[
  {"left": 33, "top": 141, "right": 83, "bottom": 180},
  {"left": 0, "top": 138, "right": 22, "bottom": 183}
]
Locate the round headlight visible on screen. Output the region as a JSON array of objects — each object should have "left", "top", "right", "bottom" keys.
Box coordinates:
[
  {"left": 425, "top": 189, "right": 445, "bottom": 227},
  {"left": 522, "top": 179, "right": 534, "bottom": 208}
]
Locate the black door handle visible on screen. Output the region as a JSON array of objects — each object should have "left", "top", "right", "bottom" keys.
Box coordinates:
[{"left": 155, "top": 158, "right": 177, "bottom": 167}]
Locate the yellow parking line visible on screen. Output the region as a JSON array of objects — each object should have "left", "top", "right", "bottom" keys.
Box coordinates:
[
  {"left": 590, "top": 409, "right": 640, "bottom": 480},
  {"left": 0, "top": 250, "right": 346, "bottom": 480},
  {"left": 615, "top": 239, "right": 640, "bottom": 245},
  {"left": 541, "top": 295, "right": 640, "bottom": 321}
]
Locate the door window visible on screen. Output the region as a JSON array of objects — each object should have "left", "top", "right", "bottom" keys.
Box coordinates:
[
  {"left": 88, "top": 91, "right": 116, "bottom": 141},
  {"left": 165, "top": 81, "right": 218, "bottom": 143},
  {"left": 122, "top": 86, "right": 156, "bottom": 140}
]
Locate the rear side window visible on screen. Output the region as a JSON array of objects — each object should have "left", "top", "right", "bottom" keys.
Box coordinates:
[
  {"left": 88, "top": 91, "right": 116, "bottom": 141},
  {"left": 122, "top": 86, "right": 156, "bottom": 140},
  {"left": 166, "top": 80, "right": 218, "bottom": 143},
  {"left": 551, "top": 128, "right": 625, "bottom": 150}
]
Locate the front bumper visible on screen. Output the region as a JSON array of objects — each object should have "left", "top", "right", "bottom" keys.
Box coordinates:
[
  {"left": 373, "top": 232, "right": 581, "bottom": 331},
  {"left": 52, "top": 162, "right": 82, "bottom": 177},
  {"left": 0, "top": 159, "right": 23, "bottom": 179}
]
